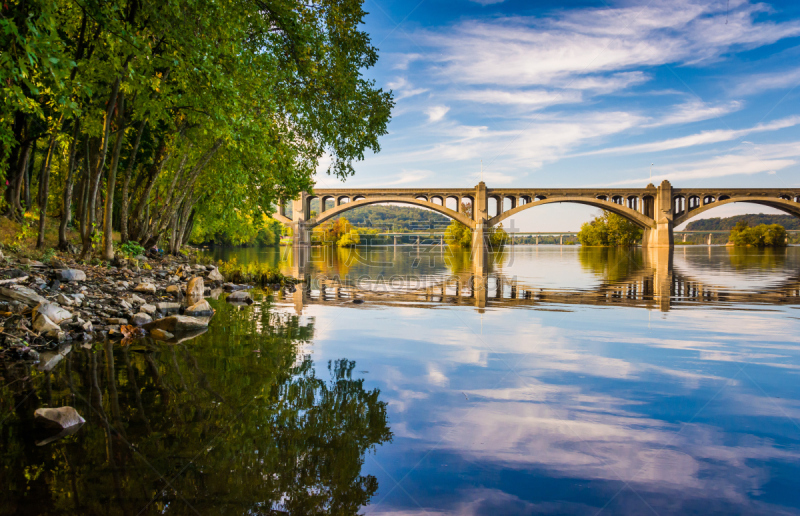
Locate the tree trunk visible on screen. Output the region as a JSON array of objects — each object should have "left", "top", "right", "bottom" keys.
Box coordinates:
[
  {"left": 59, "top": 121, "right": 81, "bottom": 249},
  {"left": 36, "top": 131, "right": 60, "bottom": 249},
  {"left": 23, "top": 139, "right": 34, "bottom": 212},
  {"left": 102, "top": 93, "right": 125, "bottom": 260},
  {"left": 80, "top": 77, "right": 121, "bottom": 259},
  {"left": 119, "top": 118, "right": 146, "bottom": 243}
]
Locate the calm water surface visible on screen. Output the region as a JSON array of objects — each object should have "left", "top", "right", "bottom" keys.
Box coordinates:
[{"left": 3, "top": 245, "right": 800, "bottom": 515}]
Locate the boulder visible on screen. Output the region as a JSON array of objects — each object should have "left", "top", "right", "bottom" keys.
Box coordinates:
[
  {"left": 149, "top": 328, "right": 174, "bottom": 341},
  {"left": 33, "top": 314, "right": 60, "bottom": 334},
  {"left": 185, "top": 299, "right": 213, "bottom": 316},
  {"left": 226, "top": 290, "right": 253, "bottom": 304},
  {"left": 131, "top": 312, "right": 152, "bottom": 326},
  {"left": 186, "top": 276, "right": 205, "bottom": 306},
  {"left": 34, "top": 407, "right": 85, "bottom": 430},
  {"left": 155, "top": 301, "right": 181, "bottom": 313},
  {"left": 143, "top": 315, "right": 208, "bottom": 333},
  {"left": 56, "top": 293, "right": 74, "bottom": 306},
  {"left": 0, "top": 286, "right": 48, "bottom": 306},
  {"left": 166, "top": 284, "right": 181, "bottom": 295},
  {"left": 33, "top": 302, "right": 72, "bottom": 324},
  {"left": 140, "top": 303, "right": 157, "bottom": 315},
  {"left": 129, "top": 294, "right": 146, "bottom": 305},
  {"left": 133, "top": 282, "right": 156, "bottom": 294},
  {"left": 207, "top": 268, "right": 224, "bottom": 282},
  {"left": 58, "top": 269, "right": 86, "bottom": 282}
]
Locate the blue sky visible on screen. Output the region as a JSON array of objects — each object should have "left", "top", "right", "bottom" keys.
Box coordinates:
[{"left": 315, "top": 0, "right": 800, "bottom": 230}]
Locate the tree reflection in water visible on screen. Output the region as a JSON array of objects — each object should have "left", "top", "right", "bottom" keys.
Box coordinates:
[
  {"left": 577, "top": 247, "right": 645, "bottom": 282},
  {"left": 0, "top": 292, "right": 391, "bottom": 515}
]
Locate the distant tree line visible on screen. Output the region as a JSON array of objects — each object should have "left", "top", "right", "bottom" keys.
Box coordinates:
[
  {"left": 321, "top": 204, "right": 451, "bottom": 232},
  {"left": 687, "top": 214, "right": 800, "bottom": 230}
]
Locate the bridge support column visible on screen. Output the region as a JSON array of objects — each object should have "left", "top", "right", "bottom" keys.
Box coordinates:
[
  {"left": 645, "top": 246, "right": 673, "bottom": 312},
  {"left": 292, "top": 193, "right": 311, "bottom": 247},
  {"left": 643, "top": 180, "right": 674, "bottom": 247}
]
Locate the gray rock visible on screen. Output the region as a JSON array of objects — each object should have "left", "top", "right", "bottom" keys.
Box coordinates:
[
  {"left": 227, "top": 290, "right": 253, "bottom": 303},
  {"left": 34, "top": 302, "right": 73, "bottom": 324},
  {"left": 37, "top": 344, "right": 72, "bottom": 372},
  {"left": 58, "top": 269, "right": 86, "bottom": 282},
  {"left": 207, "top": 268, "right": 224, "bottom": 282},
  {"left": 186, "top": 276, "right": 204, "bottom": 306},
  {"left": 56, "top": 293, "right": 74, "bottom": 306},
  {"left": 0, "top": 285, "right": 48, "bottom": 306},
  {"left": 133, "top": 282, "right": 156, "bottom": 294},
  {"left": 149, "top": 328, "right": 174, "bottom": 341},
  {"left": 140, "top": 304, "right": 157, "bottom": 315},
  {"left": 33, "top": 314, "right": 60, "bottom": 333},
  {"left": 143, "top": 315, "right": 209, "bottom": 333},
  {"left": 82, "top": 321, "right": 93, "bottom": 332},
  {"left": 134, "top": 254, "right": 148, "bottom": 261},
  {"left": 118, "top": 299, "right": 133, "bottom": 310},
  {"left": 185, "top": 299, "right": 213, "bottom": 316},
  {"left": 34, "top": 406, "right": 85, "bottom": 430},
  {"left": 131, "top": 312, "right": 152, "bottom": 326}
]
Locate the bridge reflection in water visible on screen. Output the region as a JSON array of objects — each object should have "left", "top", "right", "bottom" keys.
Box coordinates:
[{"left": 277, "top": 246, "right": 800, "bottom": 314}]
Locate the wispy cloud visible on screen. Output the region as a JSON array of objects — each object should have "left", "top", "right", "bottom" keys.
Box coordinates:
[
  {"left": 644, "top": 100, "right": 744, "bottom": 128},
  {"left": 386, "top": 76, "right": 428, "bottom": 101},
  {"left": 733, "top": 66, "right": 800, "bottom": 95},
  {"left": 580, "top": 115, "right": 800, "bottom": 156}
]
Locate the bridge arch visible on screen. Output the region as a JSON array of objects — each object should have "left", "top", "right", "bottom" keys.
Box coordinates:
[
  {"left": 488, "top": 196, "right": 654, "bottom": 229},
  {"left": 309, "top": 196, "right": 476, "bottom": 228},
  {"left": 673, "top": 196, "right": 800, "bottom": 227}
]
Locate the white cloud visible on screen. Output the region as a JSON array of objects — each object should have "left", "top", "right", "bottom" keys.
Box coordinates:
[
  {"left": 426, "top": 105, "right": 450, "bottom": 122},
  {"left": 581, "top": 115, "right": 800, "bottom": 156},
  {"left": 453, "top": 89, "right": 582, "bottom": 109},
  {"left": 734, "top": 66, "right": 800, "bottom": 95},
  {"left": 386, "top": 76, "right": 428, "bottom": 101},
  {"left": 644, "top": 100, "right": 744, "bottom": 127},
  {"left": 610, "top": 139, "right": 800, "bottom": 184},
  {"left": 423, "top": 0, "right": 800, "bottom": 89}
]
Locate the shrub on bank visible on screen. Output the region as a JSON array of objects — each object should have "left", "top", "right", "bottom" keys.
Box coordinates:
[
  {"left": 578, "top": 212, "right": 642, "bottom": 246},
  {"left": 730, "top": 222, "right": 787, "bottom": 247},
  {"left": 217, "top": 257, "right": 297, "bottom": 286}
]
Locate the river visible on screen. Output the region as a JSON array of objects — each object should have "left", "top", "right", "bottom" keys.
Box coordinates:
[{"left": 2, "top": 244, "right": 800, "bottom": 515}]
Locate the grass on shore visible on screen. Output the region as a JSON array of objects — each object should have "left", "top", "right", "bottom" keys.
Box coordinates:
[{"left": 216, "top": 257, "right": 297, "bottom": 286}]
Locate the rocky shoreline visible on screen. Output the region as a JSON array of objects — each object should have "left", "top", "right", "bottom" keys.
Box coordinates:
[{"left": 0, "top": 251, "right": 252, "bottom": 364}]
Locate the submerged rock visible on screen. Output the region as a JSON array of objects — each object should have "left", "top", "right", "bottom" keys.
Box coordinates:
[
  {"left": 186, "top": 276, "right": 204, "bottom": 306},
  {"left": 185, "top": 299, "right": 213, "bottom": 316},
  {"left": 144, "top": 315, "right": 208, "bottom": 333},
  {"left": 34, "top": 406, "right": 85, "bottom": 430},
  {"left": 155, "top": 302, "right": 181, "bottom": 313},
  {"left": 226, "top": 291, "right": 253, "bottom": 304},
  {"left": 149, "top": 328, "right": 174, "bottom": 341}
]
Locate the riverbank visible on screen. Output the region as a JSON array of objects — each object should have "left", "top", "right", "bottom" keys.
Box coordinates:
[{"left": 0, "top": 247, "right": 251, "bottom": 364}]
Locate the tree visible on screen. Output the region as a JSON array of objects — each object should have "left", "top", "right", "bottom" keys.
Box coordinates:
[
  {"left": 1, "top": 0, "right": 394, "bottom": 257},
  {"left": 444, "top": 220, "right": 472, "bottom": 247},
  {"left": 578, "top": 211, "right": 643, "bottom": 246},
  {"left": 730, "top": 223, "right": 787, "bottom": 247}
]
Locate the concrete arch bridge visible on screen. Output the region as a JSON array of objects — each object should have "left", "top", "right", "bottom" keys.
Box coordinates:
[{"left": 272, "top": 181, "right": 800, "bottom": 249}]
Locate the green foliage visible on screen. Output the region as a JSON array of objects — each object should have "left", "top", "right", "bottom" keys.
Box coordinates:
[
  {"left": 337, "top": 229, "right": 361, "bottom": 248},
  {"left": 40, "top": 247, "right": 56, "bottom": 263},
  {"left": 444, "top": 220, "right": 472, "bottom": 247},
  {"left": 192, "top": 213, "right": 283, "bottom": 248},
  {"left": 578, "top": 211, "right": 643, "bottom": 246},
  {"left": 321, "top": 204, "right": 450, "bottom": 231},
  {"left": 730, "top": 223, "right": 788, "bottom": 247},
  {"left": 217, "top": 256, "right": 295, "bottom": 286},
  {"left": 313, "top": 217, "right": 356, "bottom": 246},
  {"left": 118, "top": 241, "right": 146, "bottom": 258},
  {"left": 489, "top": 224, "right": 509, "bottom": 248},
  {"left": 687, "top": 214, "right": 800, "bottom": 231}
]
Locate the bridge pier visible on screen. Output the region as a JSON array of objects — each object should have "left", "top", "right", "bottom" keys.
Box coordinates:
[{"left": 642, "top": 180, "right": 674, "bottom": 248}]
